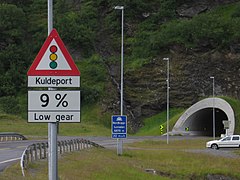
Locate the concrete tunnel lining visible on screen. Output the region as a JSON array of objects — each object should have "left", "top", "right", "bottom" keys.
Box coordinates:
[{"left": 172, "top": 98, "right": 235, "bottom": 136}]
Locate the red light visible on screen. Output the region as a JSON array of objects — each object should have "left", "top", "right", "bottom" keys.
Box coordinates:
[{"left": 50, "top": 45, "right": 57, "bottom": 53}]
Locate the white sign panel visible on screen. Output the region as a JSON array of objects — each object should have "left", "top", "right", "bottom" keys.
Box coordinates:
[
  {"left": 28, "top": 90, "right": 80, "bottom": 123},
  {"left": 28, "top": 76, "right": 80, "bottom": 87},
  {"left": 28, "top": 112, "right": 80, "bottom": 123}
]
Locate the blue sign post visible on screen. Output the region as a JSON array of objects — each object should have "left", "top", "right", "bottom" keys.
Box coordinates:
[{"left": 112, "top": 115, "right": 127, "bottom": 139}]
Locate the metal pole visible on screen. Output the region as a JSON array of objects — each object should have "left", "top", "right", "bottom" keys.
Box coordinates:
[
  {"left": 114, "top": 6, "right": 124, "bottom": 155},
  {"left": 213, "top": 78, "right": 215, "bottom": 139},
  {"left": 48, "top": 0, "right": 52, "bottom": 35},
  {"left": 210, "top": 76, "right": 215, "bottom": 140},
  {"left": 163, "top": 58, "right": 169, "bottom": 144},
  {"left": 48, "top": 0, "right": 58, "bottom": 179},
  {"left": 49, "top": 123, "right": 57, "bottom": 180},
  {"left": 120, "top": 7, "right": 124, "bottom": 117}
]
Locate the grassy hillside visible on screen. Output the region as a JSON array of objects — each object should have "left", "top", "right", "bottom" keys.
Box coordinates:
[
  {"left": 0, "top": 104, "right": 111, "bottom": 137},
  {"left": 0, "top": 1, "right": 240, "bottom": 134},
  {"left": 1, "top": 96, "right": 239, "bottom": 137},
  {"left": 221, "top": 96, "right": 240, "bottom": 134},
  {"left": 136, "top": 108, "right": 184, "bottom": 136}
]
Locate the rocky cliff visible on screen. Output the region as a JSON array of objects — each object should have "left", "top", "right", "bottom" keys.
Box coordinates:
[{"left": 101, "top": 0, "right": 240, "bottom": 133}]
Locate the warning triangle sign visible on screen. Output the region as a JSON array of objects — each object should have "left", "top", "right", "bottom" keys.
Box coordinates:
[{"left": 27, "top": 29, "right": 80, "bottom": 76}]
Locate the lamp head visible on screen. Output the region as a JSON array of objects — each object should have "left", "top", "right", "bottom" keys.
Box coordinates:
[{"left": 114, "top": 6, "right": 124, "bottom": 10}]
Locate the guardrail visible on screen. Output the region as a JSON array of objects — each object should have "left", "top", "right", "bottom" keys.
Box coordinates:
[
  {"left": 20, "top": 138, "right": 103, "bottom": 176},
  {"left": 0, "top": 132, "right": 27, "bottom": 141}
]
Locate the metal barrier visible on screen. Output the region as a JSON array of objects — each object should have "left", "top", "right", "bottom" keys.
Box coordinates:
[
  {"left": 0, "top": 132, "right": 27, "bottom": 141},
  {"left": 20, "top": 139, "right": 103, "bottom": 176}
]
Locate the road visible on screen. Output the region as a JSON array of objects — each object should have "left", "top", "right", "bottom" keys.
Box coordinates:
[{"left": 0, "top": 139, "right": 46, "bottom": 172}]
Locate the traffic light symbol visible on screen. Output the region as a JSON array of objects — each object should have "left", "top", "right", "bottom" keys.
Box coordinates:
[{"left": 49, "top": 45, "right": 58, "bottom": 69}]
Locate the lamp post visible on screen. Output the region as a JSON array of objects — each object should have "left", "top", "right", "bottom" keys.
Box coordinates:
[
  {"left": 114, "top": 5, "right": 124, "bottom": 116},
  {"left": 210, "top": 76, "right": 215, "bottom": 140},
  {"left": 114, "top": 5, "right": 124, "bottom": 155},
  {"left": 163, "top": 58, "right": 169, "bottom": 144}
]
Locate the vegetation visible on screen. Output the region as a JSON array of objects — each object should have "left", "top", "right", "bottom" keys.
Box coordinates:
[
  {"left": 1, "top": 2, "right": 240, "bottom": 179},
  {"left": 0, "top": 103, "right": 110, "bottom": 137},
  {"left": 0, "top": 0, "right": 240, "bottom": 135},
  {"left": 141, "top": 9, "right": 240, "bottom": 61},
  {"left": 1, "top": 139, "right": 240, "bottom": 180},
  {"left": 0, "top": 1, "right": 240, "bottom": 110},
  {"left": 221, "top": 96, "right": 240, "bottom": 134},
  {"left": 136, "top": 108, "right": 184, "bottom": 136}
]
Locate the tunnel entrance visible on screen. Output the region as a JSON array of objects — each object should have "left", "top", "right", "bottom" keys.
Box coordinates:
[
  {"left": 172, "top": 98, "right": 235, "bottom": 137},
  {"left": 182, "top": 108, "right": 226, "bottom": 136}
]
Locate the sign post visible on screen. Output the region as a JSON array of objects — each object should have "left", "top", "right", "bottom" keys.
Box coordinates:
[
  {"left": 48, "top": 1, "right": 55, "bottom": 179},
  {"left": 27, "top": 4, "right": 80, "bottom": 179}
]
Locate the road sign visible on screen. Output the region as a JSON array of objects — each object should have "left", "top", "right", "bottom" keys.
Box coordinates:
[
  {"left": 160, "top": 124, "right": 164, "bottom": 134},
  {"left": 28, "top": 76, "right": 80, "bottom": 87},
  {"left": 112, "top": 115, "right": 127, "bottom": 138},
  {"left": 28, "top": 90, "right": 80, "bottom": 122},
  {"left": 27, "top": 29, "right": 80, "bottom": 87},
  {"left": 223, "top": 120, "right": 230, "bottom": 129}
]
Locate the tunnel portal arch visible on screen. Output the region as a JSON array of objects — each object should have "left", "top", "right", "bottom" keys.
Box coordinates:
[{"left": 172, "top": 98, "right": 235, "bottom": 136}]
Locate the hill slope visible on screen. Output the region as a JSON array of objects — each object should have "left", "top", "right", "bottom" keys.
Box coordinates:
[{"left": 1, "top": 0, "right": 240, "bottom": 133}]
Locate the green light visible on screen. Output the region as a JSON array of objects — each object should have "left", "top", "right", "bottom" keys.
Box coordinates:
[{"left": 49, "top": 61, "right": 57, "bottom": 69}]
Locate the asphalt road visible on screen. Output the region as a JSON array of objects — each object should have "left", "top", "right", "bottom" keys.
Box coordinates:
[{"left": 0, "top": 139, "right": 47, "bottom": 172}]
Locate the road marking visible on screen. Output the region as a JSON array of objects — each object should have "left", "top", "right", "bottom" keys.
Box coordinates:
[
  {"left": 0, "top": 157, "right": 21, "bottom": 164},
  {"left": 17, "top": 146, "right": 26, "bottom": 149},
  {"left": 0, "top": 148, "right": 10, "bottom": 151}
]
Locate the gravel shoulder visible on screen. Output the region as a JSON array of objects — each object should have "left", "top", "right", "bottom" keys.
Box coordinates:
[{"left": 185, "top": 148, "right": 240, "bottom": 158}]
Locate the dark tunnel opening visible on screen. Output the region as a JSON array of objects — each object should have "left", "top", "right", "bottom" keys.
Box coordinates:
[{"left": 182, "top": 108, "right": 227, "bottom": 137}]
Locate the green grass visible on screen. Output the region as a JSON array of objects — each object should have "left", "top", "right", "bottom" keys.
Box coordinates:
[
  {"left": 0, "top": 103, "right": 111, "bottom": 137},
  {"left": 221, "top": 96, "right": 240, "bottom": 134},
  {"left": 136, "top": 108, "right": 184, "bottom": 136},
  {"left": 128, "top": 138, "right": 211, "bottom": 150},
  {"left": 0, "top": 114, "right": 48, "bottom": 136},
  {"left": 1, "top": 139, "right": 240, "bottom": 180},
  {"left": 1, "top": 95, "right": 239, "bottom": 138}
]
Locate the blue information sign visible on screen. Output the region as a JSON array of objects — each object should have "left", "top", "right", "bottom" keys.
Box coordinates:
[{"left": 111, "top": 115, "right": 127, "bottom": 139}]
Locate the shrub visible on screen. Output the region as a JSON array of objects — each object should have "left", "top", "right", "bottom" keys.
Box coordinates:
[{"left": 0, "top": 96, "right": 20, "bottom": 114}]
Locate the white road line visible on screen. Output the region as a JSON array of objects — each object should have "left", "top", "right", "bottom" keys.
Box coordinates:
[{"left": 0, "top": 157, "right": 21, "bottom": 164}]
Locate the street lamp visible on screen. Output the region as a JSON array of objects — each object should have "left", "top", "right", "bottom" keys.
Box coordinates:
[
  {"left": 163, "top": 58, "right": 170, "bottom": 144},
  {"left": 210, "top": 76, "right": 215, "bottom": 140},
  {"left": 114, "top": 5, "right": 124, "bottom": 155},
  {"left": 114, "top": 5, "right": 124, "bottom": 116}
]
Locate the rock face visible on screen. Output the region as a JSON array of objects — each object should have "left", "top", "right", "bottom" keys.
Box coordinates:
[
  {"left": 176, "top": 0, "right": 239, "bottom": 18},
  {"left": 105, "top": 49, "right": 240, "bottom": 133},
  {"left": 101, "top": 0, "right": 240, "bottom": 133}
]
